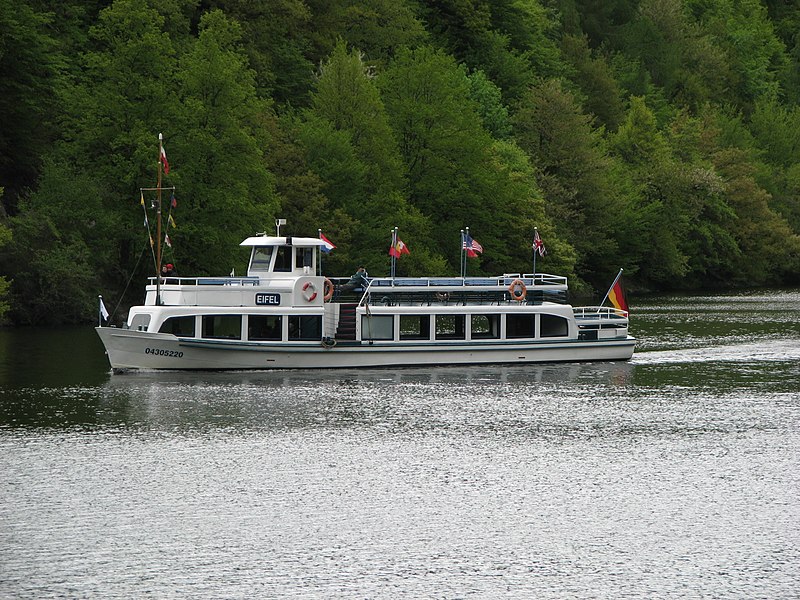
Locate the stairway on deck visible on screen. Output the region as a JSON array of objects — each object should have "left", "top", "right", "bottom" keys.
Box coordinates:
[{"left": 335, "top": 303, "right": 357, "bottom": 340}]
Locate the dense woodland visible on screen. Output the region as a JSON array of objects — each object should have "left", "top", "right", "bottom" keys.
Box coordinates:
[{"left": 1, "top": 0, "right": 800, "bottom": 324}]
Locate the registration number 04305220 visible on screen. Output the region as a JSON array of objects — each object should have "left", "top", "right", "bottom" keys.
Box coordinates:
[{"left": 144, "top": 347, "right": 184, "bottom": 358}]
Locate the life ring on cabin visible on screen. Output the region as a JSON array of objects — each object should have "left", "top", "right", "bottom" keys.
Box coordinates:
[
  {"left": 302, "top": 281, "right": 318, "bottom": 302},
  {"left": 323, "top": 278, "right": 334, "bottom": 302},
  {"left": 436, "top": 291, "right": 450, "bottom": 302},
  {"left": 508, "top": 279, "right": 527, "bottom": 302}
]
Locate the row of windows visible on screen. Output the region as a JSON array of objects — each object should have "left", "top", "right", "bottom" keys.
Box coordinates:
[
  {"left": 365, "top": 313, "right": 569, "bottom": 341},
  {"left": 159, "top": 314, "right": 321, "bottom": 341},
  {"left": 157, "top": 312, "right": 569, "bottom": 342},
  {"left": 250, "top": 246, "right": 314, "bottom": 272}
]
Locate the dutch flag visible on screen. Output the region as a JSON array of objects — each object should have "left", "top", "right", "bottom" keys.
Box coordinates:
[{"left": 319, "top": 232, "right": 336, "bottom": 253}]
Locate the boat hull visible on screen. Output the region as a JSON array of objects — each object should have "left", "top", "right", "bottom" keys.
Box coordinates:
[{"left": 96, "top": 327, "right": 635, "bottom": 371}]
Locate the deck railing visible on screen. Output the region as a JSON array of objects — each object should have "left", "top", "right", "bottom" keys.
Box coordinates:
[
  {"left": 573, "top": 306, "right": 629, "bottom": 319},
  {"left": 148, "top": 276, "right": 262, "bottom": 286}
]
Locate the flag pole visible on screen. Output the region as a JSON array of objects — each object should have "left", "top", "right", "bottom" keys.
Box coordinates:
[
  {"left": 532, "top": 227, "right": 538, "bottom": 277},
  {"left": 318, "top": 228, "right": 323, "bottom": 276},
  {"left": 464, "top": 227, "right": 470, "bottom": 278},
  {"left": 600, "top": 268, "right": 624, "bottom": 307},
  {"left": 98, "top": 295, "right": 105, "bottom": 327},
  {"left": 460, "top": 229, "right": 465, "bottom": 278},
  {"left": 390, "top": 227, "right": 397, "bottom": 279}
]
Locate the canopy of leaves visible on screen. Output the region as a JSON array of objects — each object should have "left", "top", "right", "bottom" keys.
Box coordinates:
[{"left": 1, "top": 0, "right": 800, "bottom": 323}]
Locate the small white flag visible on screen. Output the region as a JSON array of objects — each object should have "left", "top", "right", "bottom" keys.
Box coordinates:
[{"left": 99, "top": 297, "right": 109, "bottom": 321}]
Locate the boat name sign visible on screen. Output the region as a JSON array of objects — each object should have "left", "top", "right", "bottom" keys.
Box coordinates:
[{"left": 255, "top": 293, "right": 281, "bottom": 306}]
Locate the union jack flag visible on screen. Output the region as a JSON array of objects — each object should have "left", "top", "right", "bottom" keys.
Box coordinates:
[{"left": 532, "top": 229, "right": 546, "bottom": 257}]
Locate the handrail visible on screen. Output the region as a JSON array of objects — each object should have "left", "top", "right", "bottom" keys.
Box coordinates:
[
  {"left": 364, "top": 274, "right": 568, "bottom": 288},
  {"left": 573, "top": 306, "right": 629, "bottom": 319},
  {"left": 147, "top": 276, "right": 262, "bottom": 286},
  {"left": 357, "top": 279, "right": 375, "bottom": 308}
]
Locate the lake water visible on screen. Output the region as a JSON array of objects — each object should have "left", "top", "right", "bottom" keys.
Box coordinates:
[{"left": 1, "top": 290, "right": 798, "bottom": 598}]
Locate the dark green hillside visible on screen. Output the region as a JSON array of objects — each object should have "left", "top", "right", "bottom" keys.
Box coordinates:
[{"left": 1, "top": 0, "right": 798, "bottom": 323}]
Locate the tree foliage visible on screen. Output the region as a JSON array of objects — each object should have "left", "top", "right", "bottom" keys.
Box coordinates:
[{"left": 1, "top": 0, "right": 800, "bottom": 323}]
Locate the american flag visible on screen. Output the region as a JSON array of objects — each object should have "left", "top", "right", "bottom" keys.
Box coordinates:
[
  {"left": 463, "top": 234, "right": 483, "bottom": 258},
  {"left": 532, "top": 229, "right": 546, "bottom": 257}
]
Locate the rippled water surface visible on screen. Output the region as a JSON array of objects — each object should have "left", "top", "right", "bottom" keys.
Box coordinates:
[{"left": 1, "top": 290, "right": 799, "bottom": 598}]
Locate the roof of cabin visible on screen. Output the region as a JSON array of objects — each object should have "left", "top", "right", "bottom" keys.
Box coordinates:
[{"left": 240, "top": 236, "right": 327, "bottom": 247}]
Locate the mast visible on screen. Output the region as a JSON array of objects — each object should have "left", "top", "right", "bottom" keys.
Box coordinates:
[{"left": 156, "top": 133, "right": 164, "bottom": 305}]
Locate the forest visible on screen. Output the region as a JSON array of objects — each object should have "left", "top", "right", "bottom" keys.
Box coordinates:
[{"left": 1, "top": 0, "right": 799, "bottom": 325}]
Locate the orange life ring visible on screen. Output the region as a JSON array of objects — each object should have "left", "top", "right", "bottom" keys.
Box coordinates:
[
  {"left": 302, "top": 281, "right": 318, "bottom": 302},
  {"left": 323, "top": 278, "right": 334, "bottom": 301},
  {"left": 508, "top": 279, "right": 527, "bottom": 302}
]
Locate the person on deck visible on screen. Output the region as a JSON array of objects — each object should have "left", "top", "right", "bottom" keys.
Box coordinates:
[
  {"left": 161, "top": 263, "right": 177, "bottom": 282},
  {"left": 341, "top": 267, "right": 368, "bottom": 292}
]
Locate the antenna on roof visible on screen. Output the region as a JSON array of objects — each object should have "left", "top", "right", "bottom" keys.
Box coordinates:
[{"left": 275, "top": 218, "right": 287, "bottom": 236}]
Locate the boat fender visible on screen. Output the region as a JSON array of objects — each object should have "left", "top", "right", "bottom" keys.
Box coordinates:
[
  {"left": 302, "top": 281, "right": 318, "bottom": 302},
  {"left": 323, "top": 278, "right": 334, "bottom": 302},
  {"left": 508, "top": 279, "right": 527, "bottom": 302}
]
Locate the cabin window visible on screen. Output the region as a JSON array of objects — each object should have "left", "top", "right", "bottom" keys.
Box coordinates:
[
  {"left": 288, "top": 315, "right": 321, "bottom": 340},
  {"left": 400, "top": 314, "right": 430, "bottom": 340},
  {"left": 248, "top": 315, "right": 282, "bottom": 341},
  {"left": 435, "top": 314, "right": 465, "bottom": 340},
  {"left": 158, "top": 315, "right": 193, "bottom": 336},
  {"left": 540, "top": 314, "right": 569, "bottom": 337},
  {"left": 506, "top": 314, "right": 535, "bottom": 339},
  {"left": 296, "top": 247, "right": 313, "bottom": 269},
  {"left": 130, "top": 314, "right": 152, "bottom": 332},
  {"left": 202, "top": 315, "right": 242, "bottom": 339},
  {"left": 471, "top": 314, "right": 500, "bottom": 339},
  {"left": 274, "top": 246, "right": 292, "bottom": 272},
  {"left": 251, "top": 247, "right": 273, "bottom": 270},
  {"left": 361, "top": 315, "right": 393, "bottom": 340}
]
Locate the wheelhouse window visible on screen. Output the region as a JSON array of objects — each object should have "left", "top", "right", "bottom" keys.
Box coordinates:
[
  {"left": 288, "top": 315, "right": 321, "bottom": 340},
  {"left": 435, "top": 314, "right": 466, "bottom": 340},
  {"left": 400, "top": 314, "right": 430, "bottom": 340},
  {"left": 248, "top": 315, "right": 282, "bottom": 341},
  {"left": 540, "top": 314, "right": 569, "bottom": 337},
  {"left": 471, "top": 314, "right": 500, "bottom": 339},
  {"left": 202, "top": 315, "right": 242, "bottom": 339},
  {"left": 250, "top": 247, "right": 273, "bottom": 270},
  {"left": 158, "top": 315, "right": 193, "bottom": 336},
  {"left": 362, "top": 315, "right": 393, "bottom": 340},
  {"left": 274, "top": 246, "right": 292, "bottom": 272},
  {"left": 296, "top": 247, "right": 313, "bottom": 269},
  {"left": 506, "top": 314, "right": 535, "bottom": 339},
  {"left": 130, "top": 314, "right": 152, "bottom": 332}
]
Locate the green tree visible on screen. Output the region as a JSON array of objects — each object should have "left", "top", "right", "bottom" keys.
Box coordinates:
[
  {"left": 514, "top": 79, "right": 623, "bottom": 282},
  {"left": 306, "top": 0, "right": 427, "bottom": 66},
  {"left": 0, "top": 0, "right": 62, "bottom": 215},
  {"left": 560, "top": 34, "right": 624, "bottom": 130},
  {"left": 207, "top": 0, "right": 316, "bottom": 105},
  {"left": 302, "top": 41, "right": 440, "bottom": 275},
  {"left": 418, "top": 0, "right": 565, "bottom": 100},
  {"left": 171, "top": 9, "right": 278, "bottom": 275},
  {"left": 468, "top": 70, "right": 512, "bottom": 139}
]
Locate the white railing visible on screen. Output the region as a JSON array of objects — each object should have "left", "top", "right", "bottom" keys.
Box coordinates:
[
  {"left": 148, "top": 276, "right": 261, "bottom": 286},
  {"left": 573, "top": 306, "right": 629, "bottom": 319}
]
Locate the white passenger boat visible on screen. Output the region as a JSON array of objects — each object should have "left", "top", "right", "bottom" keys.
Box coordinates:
[{"left": 95, "top": 233, "right": 635, "bottom": 371}]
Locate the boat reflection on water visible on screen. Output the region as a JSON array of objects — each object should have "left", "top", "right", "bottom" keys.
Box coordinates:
[
  {"left": 101, "top": 360, "right": 635, "bottom": 390},
  {"left": 96, "top": 362, "right": 635, "bottom": 431}
]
